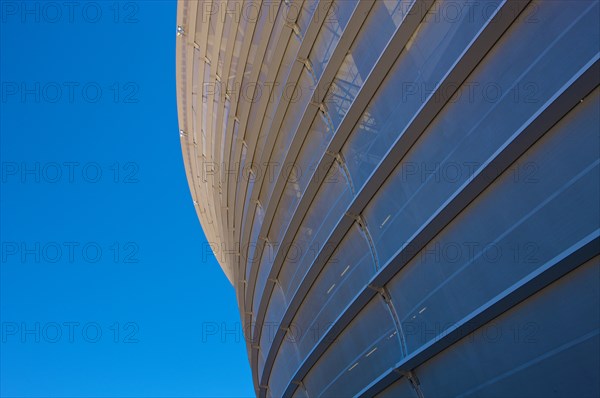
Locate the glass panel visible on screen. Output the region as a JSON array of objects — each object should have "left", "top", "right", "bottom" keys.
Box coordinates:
[
  {"left": 296, "top": 0, "right": 318, "bottom": 35},
  {"left": 259, "top": 282, "right": 287, "bottom": 366},
  {"left": 294, "top": 224, "right": 375, "bottom": 359},
  {"left": 262, "top": 163, "right": 352, "bottom": 394},
  {"left": 375, "top": 377, "right": 418, "bottom": 398},
  {"left": 260, "top": 68, "right": 316, "bottom": 208},
  {"left": 211, "top": 79, "right": 221, "bottom": 160},
  {"left": 206, "top": 1, "right": 216, "bottom": 58},
  {"left": 246, "top": 199, "right": 264, "bottom": 283},
  {"left": 246, "top": 2, "right": 287, "bottom": 139},
  {"left": 236, "top": 141, "right": 247, "bottom": 230},
  {"left": 277, "top": 162, "right": 352, "bottom": 299},
  {"left": 291, "top": 385, "right": 309, "bottom": 398},
  {"left": 364, "top": 0, "right": 600, "bottom": 269},
  {"left": 341, "top": 0, "right": 503, "bottom": 190},
  {"left": 415, "top": 256, "right": 600, "bottom": 398},
  {"left": 252, "top": 33, "right": 302, "bottom": 173},
  {"left": 241, "top": 1, "right": 274, "bottom": 94},
  {"left": 272, "top": 223, "right": 376, "bottom": 389},
  {"left": 268, "top": 114, "right": 333, "bottom": 249},
  {"left": 386, "top": 88, "right": 600, "bottom": 355},
  {"left": 326, "top": 0, "right": 413, "bottom": 129},
  {"left": 221, "top": 97, "right": 230, "bottom": 163},
  {"left": 258, "top": 288, "right": 286, "bottom": 384},
  {"left": 302, "top": 296, "right": 402, "bottom": 397},
  {"left": 253, "top": 71, "right": 325, "bottom": 321},
  {"left": 201, "top": 61, "right": 210, "bottom": 156},
  {"left": 192, "top": 48, "right": 201, "bottom": 143},
  {"left": 253, "top": 239, "right": 276, "bottom": 320},
  {"left": 217, "top": 1, "right": 233, "bottom": 77},
  {"left": 269, "top": 327, "right": 298, "bottom": 398},
  {"left": 228, "top": 1, "right": 250, "bottom": 87},
  {"left": 308, "top": 0, "right": 358, "bottom": 80}
]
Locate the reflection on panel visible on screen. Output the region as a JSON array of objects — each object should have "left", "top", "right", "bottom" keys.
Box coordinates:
[
  {"left": 416, "top": 256, "right": 600, "bottom": 397},
  {"left": 302, "top": 295, "right": 402, "bottom": 397},
  {"left": 386, "top": 88, "right": 600, "bottom": 355}
]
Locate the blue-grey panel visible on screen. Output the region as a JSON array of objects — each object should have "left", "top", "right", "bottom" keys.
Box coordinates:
[
  {"left": 341, "top": 0, "right": 503, "bottom": 190},
  {"left": 268, "top": 114, "right": 333, "bottom": 254},
  {"left": 268, "top": 223, "right": 375, "bottom": 395},
  {"left": 260, "top": 163, "right": 352, "bottom": 384},
  {"left": 277, "top": 163, "right": 352, "bottom": 299},
  {"left": 308, "top": 0, "right": 358, "bottom": 80},
  {"left": 386, "top": 87, "right": 600, "bottom": 355},
  {"left": 363, "top": 0, "right": 600, "bottom": 269},
  {"left": 376, "top": 376, "right": 419, "bottom": 398},
  {"left": 260, "top": 68, "right": 316, "bottom": 208},
  {"left": 326, "top": 0, "right": 414, "bottom": 130},
  {"left": 302, "top": 295, "right": 402, "bottom": 397},
  {"left": 415, "top": 256, "right": 600, "bottom": 398}
]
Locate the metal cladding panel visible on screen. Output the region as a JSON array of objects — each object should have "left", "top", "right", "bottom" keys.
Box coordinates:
[{"left": 176, "top": 0, "right": 600, "bottom": 396}]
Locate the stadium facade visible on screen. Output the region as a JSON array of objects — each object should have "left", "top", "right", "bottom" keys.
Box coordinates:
[{"left": 176, "top": 1, "right": 600, "bottom": 396}]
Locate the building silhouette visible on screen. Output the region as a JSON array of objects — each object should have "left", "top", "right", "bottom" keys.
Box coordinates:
[{"left": 176, "top": 1, "right": 600, "bottom": 396}]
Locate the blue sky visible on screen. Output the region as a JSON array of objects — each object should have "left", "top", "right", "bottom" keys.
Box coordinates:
[{"left": 0, "top": 1, "right": 254, "bottom": 396}]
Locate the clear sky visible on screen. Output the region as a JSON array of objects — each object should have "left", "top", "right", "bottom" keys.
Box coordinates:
[{"left": 0, "top": 1, "right": 254, "bottom": 396}]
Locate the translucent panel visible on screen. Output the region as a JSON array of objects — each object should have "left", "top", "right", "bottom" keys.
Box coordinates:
[
  {"left": 243, "top": 180, "right": 261, "bottom": 284},
  {"left": 253, "top": 77, "right": 320, "bottom": 320},
  {"left": 260, "top": 68, "right": 316, "bottom": 208},
  {"left": 221, "top": 97, "right": 230, "bottom": 163},
  {"left": 235, "top": 141, "right": 247, "bottom": 231},
  {"left": 277, "top": 162, "right": 352, "bottom": 299},
  {"left": 192, "top": 47, "right": 201, "bottom": 139},
  {"left": 291, "top": 385, "right": 309, "bottom": 398},
  {"left": 326, "top": 0, "right": 413, "bottom": 129},
  {"left": 269, "top": 325, "right": 300, "bottom": 398},
  {"left": 293, "top": 224, "right": 374, "bottom": 359},
  {"left": 258, "top": 288, "right": 287, "bottom": 384},
  {"left": 227, "top": 119, "right": 240, "bottom": 220},
  {"left": 268, "top": 114, "right": 333, "bottom": 249},
  {"left": 303, "top": 296, "right": 402, "bottom": 397},
  {"left": 271, "top": 224, "right": 375, "bottom": 388},
  {"left": 262, "top": 2, "right": 287, "bottom": 71},
  {"left": 416, "top": 256, "right": 600, "bottom": 398},
  {"left": 262, "top": 164, "right": 352, "bottom": 393},
  {"left": 205, "top": 1, "right": 216, "bottom": 58},
  {"left": 341, "top": 0, "right": 503, "bottom": 190},
  {"left": 259, "top": 282, "right": 287, "bottom": 365},
  {"left": 253, "top": 240, "right": 272, "bottom": 321},
  {"left": 228, "top": 3, "right": 250, "bottom": 87},
  {"left": 252, "top": 34, "right": 302, "bottom": 169},
  {"left": 308, "top": 0, "right": 358, "bottom": 80},
  {"left": 375, "top": 377, "right": 418, "bottom": 398},
  {"left": 296, "top": 0, "right": 318, "bottom": 35},
  {"left": 246, "top": 202, "right": 265, "bottom": 281},
  {"left": 211, "top": 79, "right": 221, "bottom": 160},
  {"left": 192, "top": 47, "right": 201, "bottom": 96},
  {"left": 201, "top": 61, "right": 210, "bottom": 154},
  {"left": 241, "top": 1, "right": 275, "bottom": 94},
  {"left": 246, "top": 2, "right": 288, "bottom": 139},
  {"left": 364, "top": 0, "right": 600, "bottom": 268},
  {"left": 385, "top": 89, "right": 600, "bottom": 355},
  {"left": 216, "top": 2, "right": 233, "bottom": 77}
]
